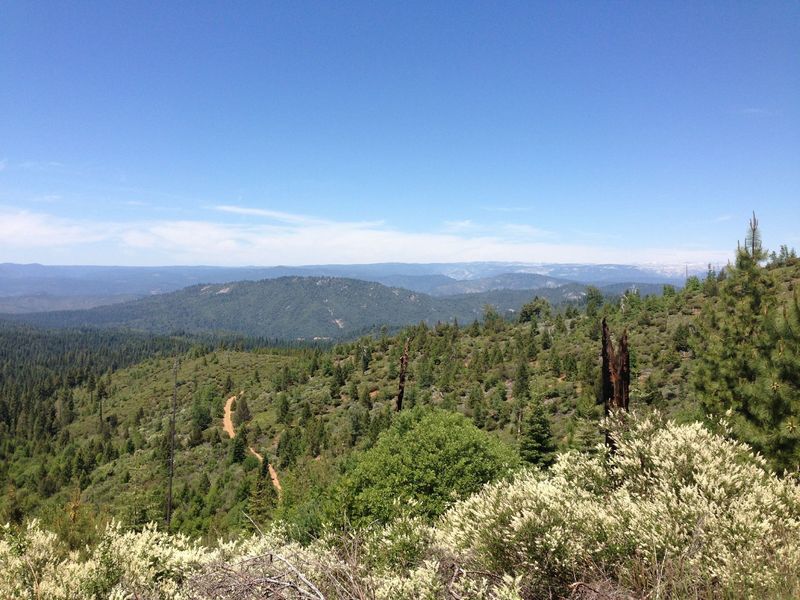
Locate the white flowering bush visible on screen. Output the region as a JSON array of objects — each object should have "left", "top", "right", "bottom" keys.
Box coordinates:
[
  {"left": 371, "top": 558, "right": 443, "bottom": 600},
  {"left": 361, "top": 500, "right": 436, "bottom": 571},
  {"left": 2, "top": 414, "right": 799, "bottom": 599},
  {"left": 0, "top": 521, "right": 66, "bottom": 600},
  {"left": 85, "top": 522, "right": 210, "bottom": 599},
  {"left": 438, "top": 413, "right": 800, "bottom": 597}
]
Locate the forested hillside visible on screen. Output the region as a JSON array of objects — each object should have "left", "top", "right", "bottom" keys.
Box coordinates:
[
  {"left": 4, "top": 276, "right": 593, "bottom": 339},
  {"left": 3, "top": 254, "right": 797, "bottom": 527},
  {"left": 1, "top": 239, "right": 799, "bottom": 598}
]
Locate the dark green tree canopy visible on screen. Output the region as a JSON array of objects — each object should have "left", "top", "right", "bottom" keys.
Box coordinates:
[
  {"left": 519, "top": 297, "right": 551, "bottom": 323},
  {"left": 330, "top": 407, "right": 518, "bottom": 525},
  {"left": 693, "top": 216, "right": 800, "bottom": 471},
  {"left": 233, "top": 396, "right": 251, "bottom": 427},
  {"left": 519, "top": 397, "right": 556, "bottom": 468}
]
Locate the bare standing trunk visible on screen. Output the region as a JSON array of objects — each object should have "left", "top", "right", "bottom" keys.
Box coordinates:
[
  {"left": 395, "top": 338, "right": 410, "bottom": 411},
  {"left": 601, "top": 318, "right": 630, "bottom": 450}
]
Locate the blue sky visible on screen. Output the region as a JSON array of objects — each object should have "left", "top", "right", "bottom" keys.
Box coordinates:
[{"left": 1, "top": 1, "right": 798, "bottom": 266}]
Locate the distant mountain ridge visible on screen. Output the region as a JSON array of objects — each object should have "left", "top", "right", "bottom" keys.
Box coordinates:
[
  {"left": 0, "top": 262, "right": 690, "bottom": 314},
  {"left": 4, "top": 276, "right": 601, "bottom": 340},
  {"left": 0, "top": 293, "right": 139, "bottom": 314},
  {"left": 427, "top": 272, "right": 569, "bottom": 295}
]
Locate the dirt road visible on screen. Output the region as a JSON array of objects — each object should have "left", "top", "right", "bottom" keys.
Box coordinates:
[{"left": 223, "top": 393, "right": 282, "bottom": 494}]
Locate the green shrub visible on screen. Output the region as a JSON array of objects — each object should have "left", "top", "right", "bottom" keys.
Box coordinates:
[{"left": 329, "top": 407, "right": 518, "bottom": 526}]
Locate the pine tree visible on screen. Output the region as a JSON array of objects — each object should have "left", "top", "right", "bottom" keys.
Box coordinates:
[
  {"left": 233, "top": 397, "right": 251, "bottom": 427},
  {"left": 467, "top": 385, "right": 486, "bottom": 428},
  {"left": 519, "top": 297, "right": 551, "bottom": 323},
  {"left": 693, "top": 215, "right": 800, "bottom": 470},
  {"left": 585, "top": 286, "right": 604, "bottom": 317},
  {"left": 248, "top": 458, "right": 278, "bottom": 528},
  {"left": 96, "top": 377, "right": 108, "bottom": 430},
  {"left": 525, "top": 326, "right": 540, "bottom": 360},
  {"left": 519, "top": 397, "right": 556, "bottom": 467},
  {"left": 305, "top": 417, "right": 326, "bottom": 456},
  {"left": 512, "top": 360, "right": 531, "bottom": 403},
  {"left": 361, "top": 344, "right": 372, "bottom": 372},
  {"left": 230, "top": 435, "right": 246, "bottom": 463},
  {"left": 276, "top": 393, "right": 290, "bottom": 424},
  {"left": 571, "top": 394, "right": 601, "bottom": 452},
  {"left": 762, "top": 291, "right": 800, "bottom": 468},
  {"left": 223, "top": 374, "right": 234, "bottom": 396},
  {"left": 512, "top": 360, "right": 531, "bottom": 433},
  {"left": 541, "top": 328, "right": 553, "bottom": 350}
]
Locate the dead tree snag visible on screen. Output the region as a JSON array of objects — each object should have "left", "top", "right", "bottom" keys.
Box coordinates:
[
  {"left": 396, "top": 337, "right": 410, "bottom": 411},
  {"left": 601, "top": 318, "right": 630, "bottom": 449}
]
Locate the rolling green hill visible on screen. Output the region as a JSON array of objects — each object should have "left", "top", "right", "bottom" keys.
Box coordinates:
[{"left": 4, "top": 276, "right": 592, "bottom": 340}]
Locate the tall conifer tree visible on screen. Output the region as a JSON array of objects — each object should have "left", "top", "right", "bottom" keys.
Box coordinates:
[
  {"left": 519, "top": 397, "right": 556, "bottom": 467},
  {"left": 693, "top": 215, "right": 799, "bottom": 470}
]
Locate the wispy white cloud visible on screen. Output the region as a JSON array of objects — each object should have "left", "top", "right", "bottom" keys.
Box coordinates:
[
  {"left": 214, "top": 204, "right": 320, "bottom": 225},
  {"left": 0, "top": 159, "right": 7, "bottom": 172},
  {"left": 213, "top": 204, "right": 384, "bottom": 229},
  {"left": 0, "top": 207, "right": 732, "bottom": 267},
  {"left": 0, "top": 209, "right": 111, "bottom": 247}
]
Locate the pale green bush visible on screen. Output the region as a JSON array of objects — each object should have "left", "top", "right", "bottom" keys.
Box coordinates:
[
  {"left": 438, "top": 413, "right": 800, "bottom": 597},
  {"left": 362, "top": 511, "right": 435, "bottom": 572},
  {"left": 371, "top": 558, "right": 443, "bottom": 600}
]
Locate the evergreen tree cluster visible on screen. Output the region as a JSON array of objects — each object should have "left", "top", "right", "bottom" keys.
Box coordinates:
[{"left": 693, "top": 216, "right": 800, "bottom": 470}]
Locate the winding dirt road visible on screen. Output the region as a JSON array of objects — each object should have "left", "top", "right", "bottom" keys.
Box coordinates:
[{"left": 224, "top": 393, "right": 282, "bottom": 494}]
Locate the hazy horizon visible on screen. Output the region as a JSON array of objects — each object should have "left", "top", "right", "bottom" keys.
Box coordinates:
[{"left": 1, "top": 259, "right": 717, "bottom": 274}]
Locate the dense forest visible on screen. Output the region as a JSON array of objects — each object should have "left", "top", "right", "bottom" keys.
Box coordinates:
[
  {"left": 1, "top": 223, "right": 799, "bottom": 598},
  {"left": 4, "top": 275, "right": 598, "bottom": 340}
]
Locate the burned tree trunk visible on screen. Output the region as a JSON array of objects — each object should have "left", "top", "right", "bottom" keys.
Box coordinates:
[
  {"left": 601, "top": 318, "right": 630, "bottom": 449},
  {"left": 395, "top": 337, "right": 410, "bottom": 412}
]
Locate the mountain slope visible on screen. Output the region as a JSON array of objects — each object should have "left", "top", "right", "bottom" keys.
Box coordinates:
[
  {"left": 0, "top": 293, "right": 141, "bottom": 313},
  {"left": 4, "top": 275, "right": 669, "bottom": 339},
  {"left": 6, "top": 277, "right": 570, "bottom": 339},
  {"left": 428, "top": 272, "right": 571, "bottom": 295}
]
